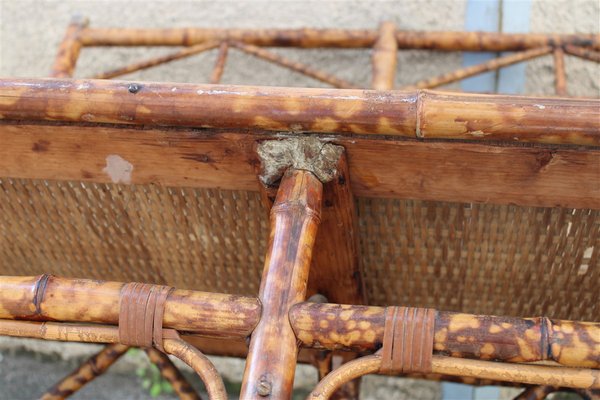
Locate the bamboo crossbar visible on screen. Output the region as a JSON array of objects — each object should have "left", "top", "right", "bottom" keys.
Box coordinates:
[
  {"left": 1, "top": 78, "right": 598, "bottom": 146},
  {"left": 76, "top": 27, "right": 600, "bottom": 51},
  {"left": 1, "top": 275, "right": 598, "bottom": 370}
]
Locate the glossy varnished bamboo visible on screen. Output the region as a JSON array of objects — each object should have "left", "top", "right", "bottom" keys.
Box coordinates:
[
  {"left": 289, "top": 303, "right": 600, "bottom": 369},
  {"left": 1, "top": 78, "right": 598, "bottom": 145},
  {"left": 0, "top": 275, "right": 260, "bottom": 338},
  {"left": 40, "top": 344, "right": 128, "bottom": 400},
  {"left": 240, "top": 169, "right": 322, "bottom": 399}
]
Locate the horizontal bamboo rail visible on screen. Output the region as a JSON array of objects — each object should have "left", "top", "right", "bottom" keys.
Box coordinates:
[
  {"left": 1, "top": 78, "right": 598, "bottom": 146},
  {"left": 1, "top": 276, "right": 598, "bottom": 369},
  {"left": 76, "top": 27, "right": 600, "bottom": 51},
  {"left": 308, "top": 354, "right": 600, "bottom": 397},
  {"left": 290, "top": 303, "right": 600, "bottom": 369},
  {"left": 0, "top": 275, "right": 260, "bottom": 338}
]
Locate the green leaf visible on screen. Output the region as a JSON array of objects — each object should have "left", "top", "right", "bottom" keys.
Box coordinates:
[
  {"left": 150, "top": 382, "right": 162, "bottom": 397},
  {"left": 141, "top": 379, "right": 151, "bottom": 389},
  {"left": 161, "top": 381, "right": 174, "bottom": 393}
]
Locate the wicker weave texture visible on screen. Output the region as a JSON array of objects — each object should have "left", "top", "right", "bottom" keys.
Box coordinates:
[{"left": 1, "top": 178, "right": 597, "bottom": 321}]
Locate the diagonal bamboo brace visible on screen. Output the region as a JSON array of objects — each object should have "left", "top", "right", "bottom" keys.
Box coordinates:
[{"left": 240, "top": 168, "right": 323, "bottom": 399}]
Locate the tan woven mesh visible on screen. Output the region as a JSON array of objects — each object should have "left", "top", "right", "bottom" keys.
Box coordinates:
[{"left": 1, "top": 178, "right": 598, "bottom": 321}]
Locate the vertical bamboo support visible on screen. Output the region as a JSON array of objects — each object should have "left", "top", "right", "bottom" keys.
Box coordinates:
[
  {"left": 553, "top": 47, "right": 567, "bottom": 96},
  {"left": 210, "top": 42, "right": 229, "bottom": 84},
  {"left": 240, "top": 169, "right": 323, "bottom": 399},
  {"left": 50, "top": 15, "right": 89, "bottom": 77},
  {"left": 371, "top": 21, "right": 398, "bottom": 90},
  {"left": 144, "top": 348, "right": 201, "bottom": 400},
  {"left": 40, "top": 344, "right": 128, "bottom": 399}
]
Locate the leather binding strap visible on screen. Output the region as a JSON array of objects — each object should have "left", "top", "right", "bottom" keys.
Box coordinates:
[
  {"left": 118, "top": 282, "right": 173, "bottom": 352},
  {"left": 379, "top": 306, "right": 435, "bottom": 374}
]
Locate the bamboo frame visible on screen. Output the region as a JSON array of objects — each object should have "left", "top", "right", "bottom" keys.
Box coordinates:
[
  {"left": 1, "top": 18, "right": 600, "bottom": 400},
  {"left": 40, "top": 344, "right": 128, "bottom": 400},
  {"left": 144, "top": 348, "right": 202, "bottom": 400}
]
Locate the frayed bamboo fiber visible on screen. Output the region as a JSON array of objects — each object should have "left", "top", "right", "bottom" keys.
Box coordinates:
[{"left": 1, "top": 78, "right": 598, "bottom": 145}]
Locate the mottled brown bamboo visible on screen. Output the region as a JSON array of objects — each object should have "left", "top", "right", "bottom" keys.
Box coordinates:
[
  {"left": 307, "top": 153, "right": 366, "bottom": 305},
  {"left": 40, "top": 344, "right": 128, "bottom": 400},
  {"left": 91, "top": 41, "right": 220, "bottom": 80},
  {"left": 230, "top": 42, "right": 356, "bottom": 88},
  {"left": 290, "top": 304, "right": 600, "bottom": 368},
  {"left": 308, "top": 354, "right": 600, "bottom": 398},
  {"left": 406, "top": 47, "right": 552, "bottom": 90},
  {"left": 77, "top": 27, "right": 600, "bottom": 51},
  {"left": 1, "top": 78, "right": 599, "bottom": 145},
  {"left": 564, "top": 45, "right": 600, "bottom": 63},
  {"left": 371, "top": 22, "right": 397, "bottom": 90},
  {"left": 144, "top": 348, "right": 201, "bottom": 400},
  {"left": 0, "top": 275, "right": 260, "bottom": 338},
  {"left": 553, "top": 48, "right": 567, "bottom": 96},
  {"left": 240, "top": 169, "right": 322, "bottom": 399},
  {"left": 210, "top": 42, "right": 229, "bottom": 84},
  {"left": 50, "top": 16, "right": 89, "bottom": 77},
  {"left": 0, "top": 320, "right": 228, "bottom": 400}
]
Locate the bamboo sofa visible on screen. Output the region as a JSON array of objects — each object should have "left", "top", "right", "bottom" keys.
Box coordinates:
[{"left": 0, "top": 18, "right": 599, "bottom": 400}]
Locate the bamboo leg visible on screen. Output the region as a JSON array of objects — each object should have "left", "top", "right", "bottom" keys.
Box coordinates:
[
  {"left": 40, "top": 344, "right": 128, "bottom": 400},
  {"left": 144, "top": 348, "right": 202, "bottom": 400},
  {"left": 210, "top": 42, "right": 229, "bottom": 84},
  {"left": 240, "top": 169, "right": 323, "bottom": 399},
  {"left": 230, "top": 41, "right": 357, "bottom": 88},
  {"left": 50, "top": 15, "right": 89, "bottom": 77},
  {"left": 553, "top": 47, "right": 567, "bottom": 96},
  {"left": 563, "top": 45, "right": 600, "bottom": 62},
  {"left": 404, "top": 46, "right": 552, "bottom": 89},
  {"left": 513, "top": 386, "right": 557, "bottom": 400},
  {"left": 91, "top": 41, "right": 220, "bottom": 79},
  {"left": 371, "top": 21, "right": 397, "bottom": 90}
]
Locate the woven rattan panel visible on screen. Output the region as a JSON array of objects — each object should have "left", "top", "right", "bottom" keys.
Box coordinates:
[
  {"left": 1, "top": 178, "right": 598, "bottom": 321},
  {"left": 357, "top": 198, "right": 599, "bottom": 322}
]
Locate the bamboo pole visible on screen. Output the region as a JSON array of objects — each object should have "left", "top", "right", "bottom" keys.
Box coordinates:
[
  {"left": 289, "top": 303, "right": 600, "bottom": 369},
  {"left": 307, "top": 354, "right": 600, "bottom": 398},
  {"left": 240, "top": 169, "right": 323, "bottom": 399},
  {"left": 0, "top": 320, "right": 227, "bottom": 400},
  {"left": 405, "top": 47, "right": 552, "bottom": 90},
  {"left": 77, "top": 27, "right": 600, "bottom": 51},
  {"left": 0, "top": 275, "right": 260, "bottom": 338},
  {"left": 40, "top": 344, "right": 128, "bottom": 400},
  {"left": 50, "top": 15, "right": 89, "bottom": 77},
  {"left": 91, "top": 41, "right": 220, "bottom": 79},
  {"left": 563, "top": 45, "right": 600, "bottom": 63},
  {"left": 230, "top": 41, "right": 357, "bottom": 88},
  {"left": 1, "top": 78, "right": 598, "bottom": 145},
  {"left": 513, "top": 386, "right": 557, "bottom": 400},
  {"left": 209, "top": 42, "right": 229, "bottom": 84},
  {"left": 553, "top": 47, "right": 567, "bottom": 96},
  {"left": 144, "top": 348, "right": 201, "bottom": 400},
  {"left": 371, "top": 22, "right": 398, "bottom": 90}
]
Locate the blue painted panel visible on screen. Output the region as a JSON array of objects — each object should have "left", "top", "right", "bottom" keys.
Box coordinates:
[
  {"left": 442, "top": 382, "right": 475, "bottom": 400},
  {"left": 461, "top": 0, "right": 500, "bottom": 93},
  {"left": 497, "top": 0, "right": 533, "bottom": 94}
]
